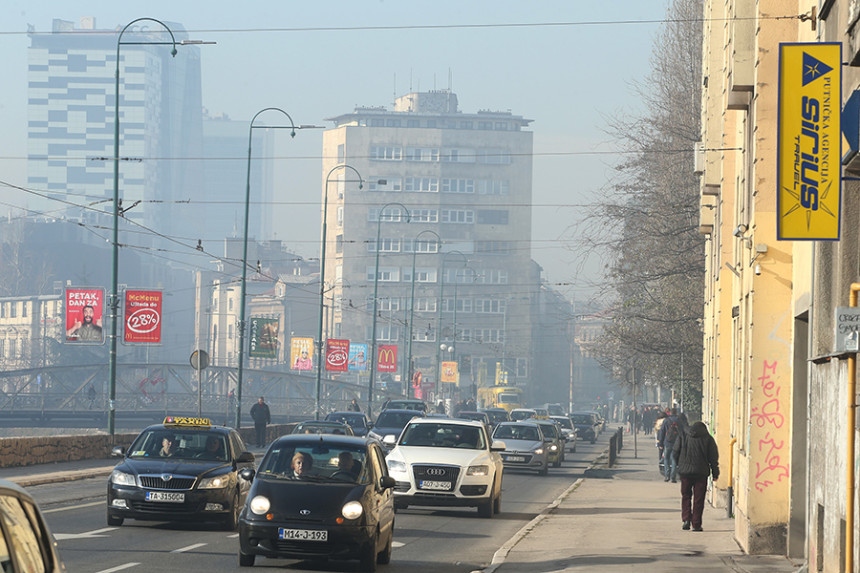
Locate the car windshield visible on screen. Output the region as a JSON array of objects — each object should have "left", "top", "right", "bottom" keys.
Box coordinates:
[
  {"left": 552, "top": 417, "right": 573, "bottom": 429},
  {"left": 510, "top": 410, "right": 534, "bottom": 421},
  {"left": 571, "top": 414, "right": 593, "bottom": 424},
  {"left": 484, "top": 411, "right": 508, "bottom": 424},
  {"left": 498, "top": 393, "right": 520, "bottom": 404},
  {"left": 538, "top": 423, "right": 559, "bottom": 438},
  {"left": 127, "top": 429, "right": 228, "bottom": 461},
  {"left": 387, "top": 401, "right": 426, "bottom": 412},
  {"left": 399, "top": 422, "right": 486, "bottom": 450},
  {"left": 257, "top": 444, "right": 369, "bottom": 483},
  {"left": 493, "top": 424, "right": 540, "bottom": 442},
  {"left": 375, "top": 411, "right": 417, "bottom": 428},
  {"left": 457, "top": 413, "right": 485, "bottom": 422},
  {"left": 326, "top": 414, "right": 366, "bottom": 428},
  {"left": 293, "top": 423, "right": 349, "bottom": 435}
]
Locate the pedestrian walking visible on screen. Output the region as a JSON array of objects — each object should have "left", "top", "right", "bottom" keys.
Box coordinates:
[
  {"left": 348, "top": 398, "right": 361, "bottom": 412},
  {"left": 654, "top": 410, "right": 667, "bottom": 475},
  {"left": 673, "top": 420, "right": 719, "bottom": 532},
  {"left": 250, "top": 396, "right": 271, "bottom": 448},
  {"left": 658, "top": 409, "right": 681, "bottom": 482}
]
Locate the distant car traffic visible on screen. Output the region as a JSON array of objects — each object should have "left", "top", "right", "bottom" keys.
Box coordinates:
[
  {"left": 481, "top": 408, "right": 511, "bottom": 428},
  {"left": 382, "top": 399, "right": 427, "bottom": 413},
  {"left": 543, "top": 403, "right": 567, "bottom": 417},
  {"left": 385, "top": 418, "right": 505, "bottom": 517},
  {"left": 0, "top": 478, "right": 66, "bottom": 572},
  {"left": 491, "top": 421, "right": 549, "bottom": 476},
  {"left": 237, "top": 434, "right": 395, "bottom": 569},
  {"left": 571, "top": 412, "right": 600, "bottom": 443},
  {"left": 325, "top": 411, "right": 373, "bottom": 437},
  {"left": 530, "top": 418, "right": 564, "bottom": 466},
  {"left": 509, "top": 408, "right": 538, "bottom": 421},
  {"left": 455, "top": 410, "right": 491, "bottom": 431},
  {"left": 368, "top": 409, "right": 426, "bottom": 451},
  {"left": 107, "top": 416, "right": 256, "bottom": 529},
  {"left": 550, "top": 415, "right": 577, "bottom": 453},
  {"left": 292, "top": 420, "right": 355, "bottom": 436}
]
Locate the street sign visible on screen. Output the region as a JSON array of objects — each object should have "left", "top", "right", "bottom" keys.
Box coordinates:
[{"left": 835, "top": 307, "right": 860, "bottom": 353}]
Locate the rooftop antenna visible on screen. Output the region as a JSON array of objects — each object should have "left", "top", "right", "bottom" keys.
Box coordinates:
[{"left": 448, "top": 68, "right": 452, "bottom": 91}]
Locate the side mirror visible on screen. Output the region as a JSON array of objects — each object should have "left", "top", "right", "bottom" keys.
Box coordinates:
[
  {"left": 236, "top": 451, "right": 255, "bottom": 464},
  {"left": 111, "top": 446, "right": 126, "bottom": 458},
  {"left": 490, "top": 440, "right": 506, "bottom": 452},
  {"left": 379, "top": 476, "right": 396, "bottom": 489},
  {"left": 382, "top": 435, "right": 397, "bottom": 447},
  {"left": 239, "top": 467, "right": 256, "bottom": 482},
  {"left": 367, "top": 421, "right": 374, "bottom": 429}
]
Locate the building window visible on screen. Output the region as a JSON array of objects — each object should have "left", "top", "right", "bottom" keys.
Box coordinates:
[
  {"left": 368, "top": 238, "right": 401, "bottom": 253},
  {"left": 337, "top": 143, "right": 345, "bottom": 163},
  {"left": 405, "top": 147, "right": 439, "bottom": 162},
  {"left": 336, "top": 234, "right": 344, "bottom": 254},
  {"left": 367, "top": 267, "right": 400, "bottom": 282},
  {"left": 10, "top": 303, "right": 16, "bottom": 318},
  {"left": 367, "top": 324, "right": 400, "bottom": 342},
  {"left": 414, "top": 329, "right": 435, "bottom": 342},
  {"left": 337, "top": 206, "right": 344, "bottom": 226},
  {"left": 516, "top": 357, "right": 528, "bottom": 377},
  {"left": 407, "top": 119, "right": 420, "bottom": 128},
  {"left": 21, "top": 302, "right": 27, "bottom": 318},
  {"left": 477, "top": 179, "right": 510, "bottom": 196},
  {"left": 441, "top": 210, "right": 474, "bottom": 224},
  {"left": 441, "top": 148, "right": 476, "bottom": 163},
  {"left": 228, "top": 324, "right": 234, "bottom": 339},
  {"left": 495, "top": 122, "right": 508, "bottom": 130},
  {"left": 403, "top": 267, "right": 437, "bottom": 283},
  {"left": 405, "top": 177, "right": 439, "bottom": 192},
  {"left": 368, "top": 297, "right": 401, "bottom": 312},
  {"left": 370, "top": 146, "right": 402, "bottom": 160},
  {"left": 228, "top": 298, "right": 233, "bottom": 311},
  {"left": 459, "top": 121, "right": 473, "bottom": 129},
  {"left": 475, "top": 270, "right": 508, "bottom": 284},
  {"left": 478, "top": 121, "right": 492, "bottom": 130},
  {"left": 413, "top": 298, "right": 437, "bottom": 312},
  {"left": 369, "top": 206, "right": 407, "bottom": 222},
  {"left": 368, "top": 177, "right": 402, "bottom": 191},
  {"left": 370, "top": 118, "right": 385, "bottom": 127},
  {"left": 477, "top": 210, "right": 509, "bottom": 225},
  {"left": 386, "top": 119, "right": 401, "bottom": 127},
  {"left": 478, "top": 148, "right": 511, "bottom": 164},
  {"left": 403, "top": 237, "right": 439, "bottom": 253},
  {"left": 475, "top": 299, "right": 506, "bottom": 314},
  {"left": 441, "top": 178, "right": 475, "bottom": 193},
  {"left": 475, "top": 241, "right": 512, "bottom": 254}
]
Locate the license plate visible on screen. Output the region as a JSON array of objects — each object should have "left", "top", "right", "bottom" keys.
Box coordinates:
[
  {"left": 505, "top": 456, "right": 525, "bottom": 462},
  {"left": 278, "top": 528, "right": 328, "bottom": 541},
  {"left": 145, "top": 491, "right": 185, "bottom": 503},
  {"left": 419, "top": 480, "right": 451, "bottom": 490}
]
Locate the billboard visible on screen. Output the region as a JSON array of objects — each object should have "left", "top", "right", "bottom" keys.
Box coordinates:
[
  {"left": 777, "top": 43, "right": 841, "bottom": 240},
  {"left": 441, "top": 361, "right": 459, "bottom": 383},
  {"left": 325, "top": 339, "right": 350, "bottom": 372},
  {"left": 348, "top": 343, "right": 368, "bottom": 371},
  {"left": 123, "top": 289, "right": 162, "bottom": 344},
  {"left": 290, "top": 337, "right": 314, "bottom": 370},
  {"left": 377, "top": 345, "right": 397, "bottom": 372},
  {"left": 64, "top": 288, "right": 105, "bottom": 344},
  {"left": 249, "top": 317, "right": 279, "bottom": 359}
]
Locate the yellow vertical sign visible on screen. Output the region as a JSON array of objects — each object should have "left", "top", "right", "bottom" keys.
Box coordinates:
[
  {"left": 441, "top": 361, "right": 459, "bottom": 384},
  {"left": 777, "top": 43, "right": 841, "bottom": 240}
]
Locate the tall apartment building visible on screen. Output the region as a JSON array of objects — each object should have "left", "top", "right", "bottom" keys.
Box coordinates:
[
  {"left": 321, "top": 91, "right": 538, "bottom": 400},
  {"left": 26, "top": 17, "right": 203, "bottom": 256}
]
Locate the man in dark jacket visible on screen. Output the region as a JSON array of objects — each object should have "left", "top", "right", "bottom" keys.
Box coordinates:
[
  {"left": 250, "top": 396, "right": 271, "bottom": 448},
  {"left": 673, "top": 421, "right": 719, "bottom": 532},
  {"left": 658, "top": 409, "right": 680, "bottom": 482}
]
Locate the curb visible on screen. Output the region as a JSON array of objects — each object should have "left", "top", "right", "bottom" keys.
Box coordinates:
[
  {"left": 472, "top": 446, "right": 610, "bottom": 573},
  {"left": 11, "top": 468, "right": 114, "bottom": 488}
]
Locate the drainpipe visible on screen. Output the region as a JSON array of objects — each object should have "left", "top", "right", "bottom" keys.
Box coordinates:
[
  {"left": 727, "top": 437, "right": 737, "bottom": 518},
  {"left": 846, "top": 283, "right": 860, "bottom": 573}
]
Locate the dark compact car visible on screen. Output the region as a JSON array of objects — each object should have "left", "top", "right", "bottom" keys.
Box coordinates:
[
  {"left": 325, "top": 411, "right": 373, "bottom": 437},
  {"left": 0, "top": 478, "right": 66, "bottom": 572},
  {"left": 292, "top": 420, "right": 355, "bottom": 436},
  {"left": 107, "top": 416, "right": 256, "bottom": 529},
  {"left": 368, "top": 409, "right": 426, "bottom": 451},
  {"left": 237, "top": 434, "right": 395, "bottom": 570},
  {"left": 571, "top": 412, "right": 600, "bottom": 444},
  {"left": 481, "top": 408, "right": 511, "bottom": 429}
]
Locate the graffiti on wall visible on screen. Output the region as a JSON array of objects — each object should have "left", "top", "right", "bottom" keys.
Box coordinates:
[{"left": 750, "top": 360, "right": 789, "bottom": 492}]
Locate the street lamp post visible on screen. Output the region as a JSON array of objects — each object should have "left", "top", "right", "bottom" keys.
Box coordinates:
[
  {"left": 316, "top": 165, "right": 364, "bottom": 420},
  {"left": 407, "top": 230, "right": 441, "bottom": 399},
  {"left": 109, "top": 18, "right": 180, "bottom": 438},
  {"left": 368, "top": 202, "right": 411, "bottom": 416},
  {"left": 435, "top": 250, "right": 468, "bottom": 401},
  {"left": 235, "top": 108, "right": 298, "bottom": 429}
]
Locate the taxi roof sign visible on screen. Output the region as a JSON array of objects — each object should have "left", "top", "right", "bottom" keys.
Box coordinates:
[{"left": 163, "top": 416, "right": 211, "bottom": 428}]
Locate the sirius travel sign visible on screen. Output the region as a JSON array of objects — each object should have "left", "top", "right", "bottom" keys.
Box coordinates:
[{"left": 777, "top": 43, "right": 841, "bottom": 240}]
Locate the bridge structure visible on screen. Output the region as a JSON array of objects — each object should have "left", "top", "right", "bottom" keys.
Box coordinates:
[{"left": 0, "top": 362, "right": 402, "bottom": 429}]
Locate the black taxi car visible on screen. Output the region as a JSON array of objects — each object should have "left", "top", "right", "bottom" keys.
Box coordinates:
[
  {"left": 107, "top": 416, "right": 255, "bottom": 529},
  {"left": 237, "top": 434, "right": 395, "bottom": 570}
]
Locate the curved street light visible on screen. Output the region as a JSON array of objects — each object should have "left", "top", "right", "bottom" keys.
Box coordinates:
[
  {"left": 367, "top": 202, "right": 411, "bottom": 415},
  {"left": 108, "top": 18, "right": 179, "bottom": 438},
  {"left": 316, "top": 164, "right": 364, "bottom": 420},
  {"left": 234, "top": 108, "right": 298, "bottom": 429},
  {"left": 435, "top": 250, "right": 469, "bottom": 400},
  {"left": 406, "top": 230, "right": 441, "bottom": 399}
]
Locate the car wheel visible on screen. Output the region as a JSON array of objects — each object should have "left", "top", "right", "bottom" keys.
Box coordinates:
[
  {"left": 477, "top": 490, "right": 494, "bottom": 519},
  {"left": 224, "top": 490, "right": 240, "bottom": 531},
  {"left": 539, "top": 465, "right": 548, "bottom": 476},
  {"left": 377, "top": 524, "right": 393, "bottom": 565},
  {"left": 107, "top": 512, "right": 123, "bottom": 527},
  {"left": 493, "top": 491, "right": 502, "bottom": 514},
  {"left": 359, "top": 530, "right": 379, "bottom": 572},
  {"left": 238, "top": 551, "right": 255, "bottom": 567}
]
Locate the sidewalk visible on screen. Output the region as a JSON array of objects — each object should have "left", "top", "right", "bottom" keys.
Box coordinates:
[{"left": 485, "top": 445, "right": 805, "bottom": 573}]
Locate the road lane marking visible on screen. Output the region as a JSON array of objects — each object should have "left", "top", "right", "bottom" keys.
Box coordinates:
[
  {"left": 171, "top": 543, "right": 208, "bottom": 553},
  {"left": 392, "top": 541, "right": 405, "bottom": 548},
  {"left": 43, "top": 501, "right": 104, "bottom": 514},
  {"left": 55, "top": 527, "right": 118, "bottom": 540},
  {"left": 94, "top": 564, "right": 139, "bottom": 573},
  {"left": 226, "top": 533, "right": 239, "bottom": 538}
]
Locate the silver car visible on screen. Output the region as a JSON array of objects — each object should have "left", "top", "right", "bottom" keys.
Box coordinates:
[{"left": 491, "top": 422, "right": 549, "bottom": 476}]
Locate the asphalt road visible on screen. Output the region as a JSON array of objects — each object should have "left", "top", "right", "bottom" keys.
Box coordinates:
[{"left": 32, "top": 433, "right": 612, "bottom": 572}]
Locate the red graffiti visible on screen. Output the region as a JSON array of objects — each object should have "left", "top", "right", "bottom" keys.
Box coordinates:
[
  {"left": 751, "top": 360, "right": 789, "bottom": 492},
  {"left": 754, "top": 431, "right": 789, "bottom": 492}
]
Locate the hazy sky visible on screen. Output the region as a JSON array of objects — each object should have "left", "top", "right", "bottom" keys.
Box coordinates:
[{"left": 0, "top": 0, "right": 670, "bottom": 302}]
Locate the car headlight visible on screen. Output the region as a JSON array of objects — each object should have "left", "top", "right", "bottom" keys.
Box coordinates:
[
  {"left": 387, "top": 459, "right": 407, "bottom": 473},
  {"left": 198, "top": 475, "right": 228, "bottom": 489},
  {"left": 549, "top": 444, "right": 559, "bottom": 452},
  {"left": 342, "top": 501, "right": 363, "bottom": 520},
  {"left": 249, "top": 495, "right": 270, "bottom": 515},
  {"left": 110, "top": 469, "right": 135, "bottom": 486},
  {"left": 532, "top": 447, "right": 545, "bottom": 455},
  {"left": 467, "top": 465, "right": 489, "bottom": 476}
]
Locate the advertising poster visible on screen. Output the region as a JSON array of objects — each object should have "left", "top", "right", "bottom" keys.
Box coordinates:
[
  {"left": 777, "top": 42, "right": 841, "bottom": 240},
  {"left": 376, "top": 345, "right": 397, "bottom": 372},
  {"left": 64, "top": 287, "right": 105, "bottom": 344},
  {"left": 348, "top": 343, "right": 368, "bottom": 371},
  {"left": 291, "top": 337, "right": 314, "bottom": 370},
  {"left": 325, "top": 339, "right": 350, "bottom": 372},
  {"left": 441, "top": 361, "right": 459, "bottom": 383},
  {"left": 249, "top": 317, "right": 279, "bottom": 358},
  {"left": 123, "top": 289, "right": 162, "bottom": 344}
]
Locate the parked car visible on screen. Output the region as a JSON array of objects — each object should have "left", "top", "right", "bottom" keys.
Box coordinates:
[
  {"left": 368, "top": 409, "right": 426, "bottom": 452},
  {"left": 325, "top": 411, "right": 373, "bottom": 437},
  {"left": 571, "top": 412, "right": 600, "bottom": 444},
  {"left": 385, "top": 418, "right": 504, "bottom": 517},
  {"left": 530, "top": 418, "right": 565, "bottom": 467},
  {"left": 0, "top": 478, "right": 66, "bottom": 572},
  {"left": 491, "top": 421, "right": 549, "bottom": 476},
  {"left": 550, "top": 415, "right": 578, "bottom": 453},
  {"left": 291, "top": 420, "right": 355, "bottom": 436},
  {"left": 237, "top": 434, "right": 395, "bottom": 569}
]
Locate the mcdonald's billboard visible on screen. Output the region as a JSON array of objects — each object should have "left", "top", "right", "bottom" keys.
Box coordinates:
[
  {"left": 777, "top": 42, "right": 841, "bottom": 240},
  {"left": 376, "top": 345, "right": 397, "bottom": 372}
]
